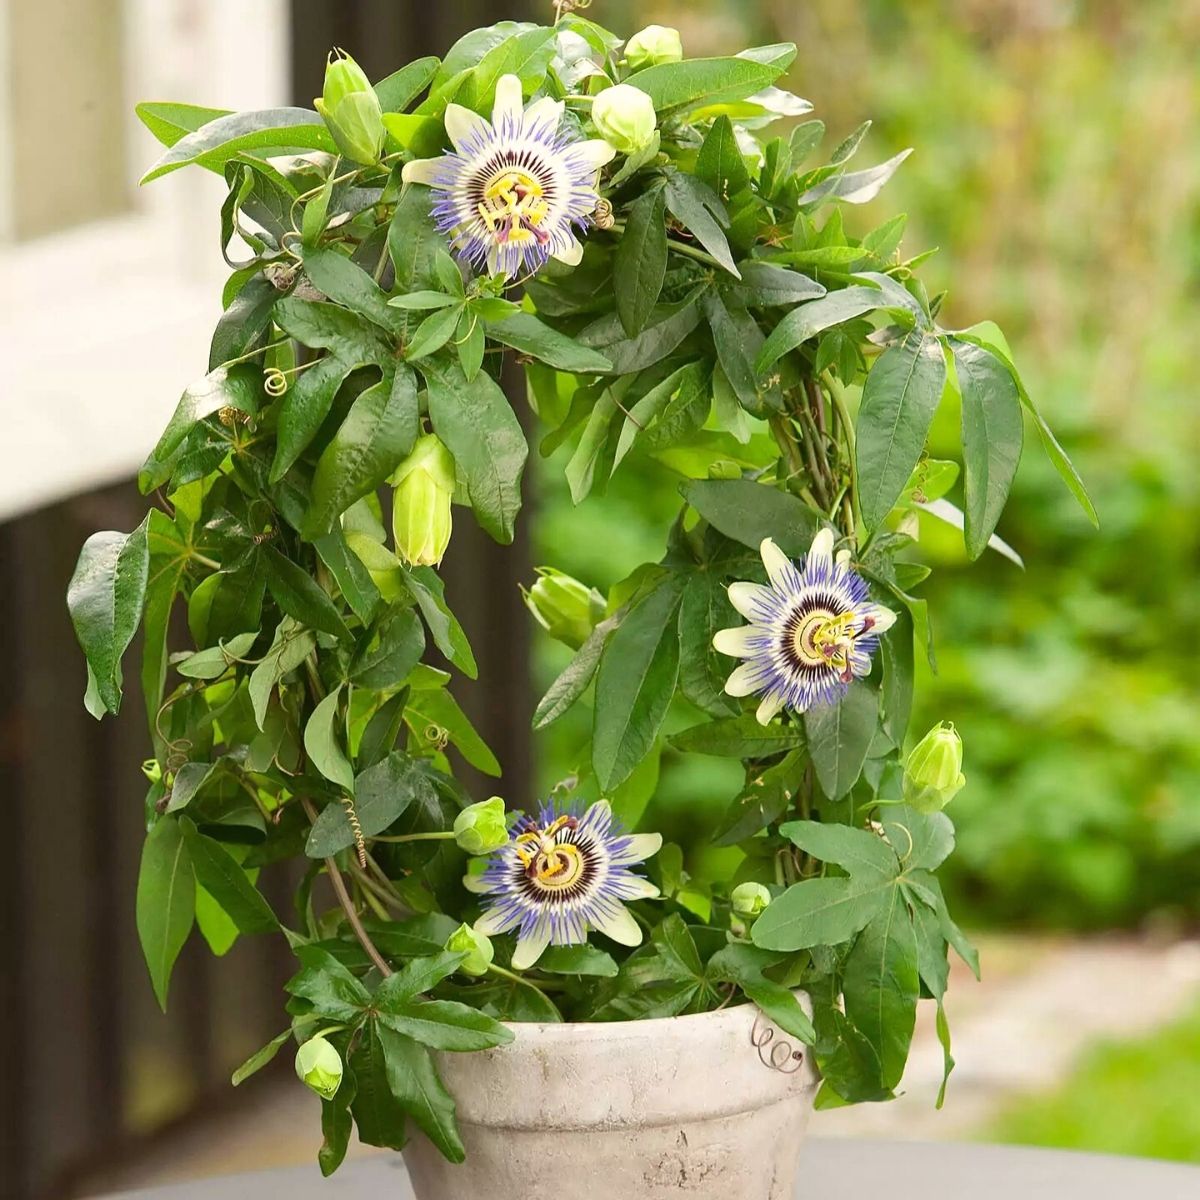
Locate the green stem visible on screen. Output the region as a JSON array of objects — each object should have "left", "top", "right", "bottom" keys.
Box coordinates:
[
  {"left": 824, "top": 371, "right": 862, "bottom": 541},
  {"left": 486, "top": 963, "right": 565, "bottom": 997},
  {"left": 608, "top": 218, "right": 727, "bottom": 271},
  {"left": 372, "top": 831, "right": 457, "bottom": 844}
]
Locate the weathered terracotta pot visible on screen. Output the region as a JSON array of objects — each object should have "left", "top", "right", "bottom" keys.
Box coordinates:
[{"left": 403, "top": 996, "right": 817, "bottom": 1199}]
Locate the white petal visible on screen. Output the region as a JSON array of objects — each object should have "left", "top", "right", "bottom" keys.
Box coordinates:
[
  {"left": 401, "top": 157, "right": 444, "bottom": 186},
  {"left": 619, "top": 833, "right": 662, "bottom": 863},
  {"left": 728, "top": 582, "right": 773, "bottom": 620},
  {"left": 756, "top": 692, "right": 787, "bottom": 725},
  {"left": 492, "top": 74, "right": 524, "bottom": 127},
  {"left": 511, "top": 921, "right": 552, "bottom": 970},
  {"left": 574, "top": 138, "right": 617, "bottom": 168},
  {"left": 582, "top": 799, "right": 612, "bottom": 836},
  {"left": 615, "top": 875, "right": 661, "bottom": 900},
  {"left": 835, "top": 548, "right": 852, "bottom": 570},
  {"left": 523, "top": 97, "right": 565, "bottom": 131},
  {"left": 808, "top": 527, "right": 835, "bottom": 567},
  {"left": 868, "top": 604, "right": 897, "bottom": 634},
  {"left": 475, "top": 907, "right": 516, "bottom": 936},
  {"left": 713, "top": 626, "right": 758, "bottom": 658},
  {"left": 725, "top": 662, "right": 765, "bottom": 697},
  {"left": 462, "top": 872, "right": 494, "bottom": 895},
  {"left": 551, "top": 236, "right": 584, "bottom": 266},
  {"left": 759, "top": 538, "right": 794, "bottom": 590},
  {"left": 592, "top": 905, "right": 643, "bottom": 947},
  {"left": 443, "top": 103, "right": 490, "bottom": 152}
]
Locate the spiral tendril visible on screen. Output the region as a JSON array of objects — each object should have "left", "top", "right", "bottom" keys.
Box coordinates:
[
  {"left": 341, "top": 795, "right": 367, "bottom": 867},
  {"left": 750, "top": 1011, "right": 807, "bottom": 1075}
]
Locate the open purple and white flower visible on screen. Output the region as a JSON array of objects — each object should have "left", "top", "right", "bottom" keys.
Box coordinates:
[
  {"left": 713, "top": 529, "right": 897, "bottom": 724},
  {"left": 466, "top": 799, "right": 660, "bottom": 970},
  {"left": 401, "top": 73, "right": 614, "bottom": 277}
]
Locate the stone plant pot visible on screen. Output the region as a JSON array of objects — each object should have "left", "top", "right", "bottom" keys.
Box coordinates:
[{"left": 403, "top": 996, "right": 818, "bottom": 1200}]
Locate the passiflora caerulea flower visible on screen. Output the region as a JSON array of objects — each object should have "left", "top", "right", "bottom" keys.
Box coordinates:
[
  {"left": 401, "top": 74, "right": 615, "bottom": 277},
  {"left": 713, "top": 529, "right": 896, "bottom": 724},
  {"left": 467, "top": 800, "right": 660, "bottom": 970}
]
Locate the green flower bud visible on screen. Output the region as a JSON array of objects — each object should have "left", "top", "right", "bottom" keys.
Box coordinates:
[
  {"left": 454, "top": 797, "right": 509, "bottom": 855},
  {"left": 391, "top": 433, "right": 455, "bottom": 567},
  {"left": 314, "top": 49, "right": 385, "bottom": 166},
  {"left": 295, "top": 1036, "right": 343, "bottom": 1100},
  {"left": 446, "top": 922, "right": 495, "bottom": 977},
  {"left": 625, "top": 25, "right": 683, "bottom": 71},
  {"left": 903, "top": 722, "right": 966, "bottom": 813},
  {"left": 522, "top": 567, "right": 605, "bottom": 650},
  {"left": 731, "top": 881, "right": 772, "bottom": 919},
  {"left": 593, "top": 84, "right": 658, "bottom": 155}
]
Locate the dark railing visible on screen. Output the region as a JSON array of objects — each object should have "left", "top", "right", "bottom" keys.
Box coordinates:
[{"left": 1, "top": 4, "right": 534, "bottom": 1195}]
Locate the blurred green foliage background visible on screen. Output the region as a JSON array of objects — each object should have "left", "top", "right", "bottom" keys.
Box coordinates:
[{"left": 532, "top": 0, "right": 1200, "bottom": 930}]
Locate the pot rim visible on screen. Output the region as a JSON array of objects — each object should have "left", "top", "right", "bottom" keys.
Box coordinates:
[{"left": 496, "top": 991, "right": 809, "bottom": 1041}]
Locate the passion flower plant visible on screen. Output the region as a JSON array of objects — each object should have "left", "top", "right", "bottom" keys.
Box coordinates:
[{"left": 69, "top": 14, "right": 1094, "bottom": 1175}]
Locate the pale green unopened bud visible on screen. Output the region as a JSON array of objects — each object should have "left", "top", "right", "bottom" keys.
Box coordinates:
[
  {"left": 522, "top": 567, "right": 604, "bottom": 650},
  {"left": 454, "top": 797, "right": 509, "bottom": 855},
  {"left": 391, "top": 433, "right": 455, "bottom": 567},
  {"left": 314, "top": 49, "right": 385, "bottom": 166},
  {"left": 903, "top": 722, "right": 966, "bottom": 813},
  {"left": 593, "top": 84, "right": 658, "bottom": 155},
  {"left": 731, "top": 881, "right": 772, "bottom": 919},
  {"left": 295, "top": 1036, "right": 343, "bottom": 1100},
  {"left": 625, "top": 25, "right": 683, "bottom": 71},
  {"left": 446, "top": 922, "right": 494, "bottom": 977}
]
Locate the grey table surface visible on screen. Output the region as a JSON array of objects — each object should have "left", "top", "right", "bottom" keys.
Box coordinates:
[{"left": 96, "top": 1139, "right": 1200, "bottom": 1200}]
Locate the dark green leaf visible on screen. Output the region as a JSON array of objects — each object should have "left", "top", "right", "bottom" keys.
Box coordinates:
[
  {"left": 262, "top": 545, "right": 352, "bottom": 640},
  {"left": 141, "top": 108, "right": 335, "bottom": 183},
  {"left": 319, "top": 1093, "right": 355, "bottom": 1176},
  {"left": 305, "top": 751, "right": 432, "bottom": 857},
  {"left": 349, "top": 1022, "right": 407, "bottom": 1150},
  {"left": 375, "top": 57, "right": 440, "bottom": 112},
  {"left": 304, "top": 686, "right": 356, "bottom": 793},
  {"left": 181, "top": 819, "right": 278, "bottom": 934},
  {"left": 67, "top": 515, "right": 151, "bottom": 716},
  {"left": 532, "top": 616, "right": 614, "bottom": 729},
  {"left": 856, "top": 331, "right": 947, "bottom": 530},
  {"left": 713, "top": 750, "right": 805, "bottom": 845},
  {"left": 231, "top": 1029, "right": 292, "bottom": 1086},
  {"left": 682, "top": 478, "right": 821, "bottom": 557},
  {"left": 423, "top": 359, "right": 527, "bottom": 544},
  {"left": 703, "top": 292, "right": 775, "bottom": 415},
  {"left": 484, "top": 311, "right": 613, "bottom": 373},
  {"left": 803, "top": 679, "right": 879, "bottom": 801},
  {"left": 752, "top": 875, "right": 886, "bottom": 952},
  {"left": 538, "top": 945, "right": 619, "bottom": 977},
  {"left": 615, "top": 186, "right": 668, "bottom": 337},
  {"left": 626, "top": 56, "right": 785, "bottom": 117},
  {"left": 388, "top": 185, "right": 443, "bottom": 293},
  {"left": 578, "top": 294, "right": 704, "bottom": 375},
  {"left": 405, "top": 304, "right": 462, "bottom": 361},
  {"left": 592, "top": 580, "right": 684, "bottom": 790},
  {"left": 949, "top": 338, "right": 1023, "bottom": 560},
  {"left": 696, "top": 115, "right": 751, "bottom": 200},
  {"left": 270, "top": 356, "right": 357, "bottom": 482},
  {"left": 779, "top": 819, "right": 898, "bottom": 880},
  {"left": 248, "top": 618, "right": 318, "bottom": 728},
  {"left": 706, "top": 943, "right": 815, "bottom": 1043},
  {"left": 351, "top": 607, "right": 424, "bottom": 689},
  {"left": 209, "top": 273, "right": 278, "bottom": 371},
  {"left": 378, "top": 1000, "right": 513, "bottom": 1052},
  {"left": 314, "top": 527, "right": 381, "bottom": 625},
  {"left": 677, "top": 572, "right": 740, "bottom": 717},
  {"left": 405, "top": 686, "right": 501, "bottom": 776},
  {"left": 274, "top": 297, "right": 392, "bottom": 362},
  {"left": 378, "top": 1027, "right": 464, "bottom": 1162},
  {"left": 136, "top": 816, "right": 195, "bottom": 1010},
  {"left": 671, "top": 714, "right": 804, "bottom": 758},
  {"left": 136, "top": 101, "right": 231, "bottom": 147},
  {"left": 756, "top": 286, "right": 894, "bottom": 374},
  {"left": 403, "top": 567, "right": 478, "bottom": 678},
  {"left": 301, "top": 247, "right": 401, "bottom": 333},
  {"left": 729, "top": 262, "right": 824, "bottom": 307},
  {"left": 663, "top": 174, "right": 738, "bottom": 276},
  {"left": 843, "top": 890, "right": 919, "bottom": 1091},
  {"left": 303, "top": 366, "right": 420, "bottom": 539}
]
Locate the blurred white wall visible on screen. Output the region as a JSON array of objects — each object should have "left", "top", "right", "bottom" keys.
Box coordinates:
[{"left": 0, "top": 0, "right": 290, "bottom": 523}]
